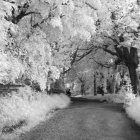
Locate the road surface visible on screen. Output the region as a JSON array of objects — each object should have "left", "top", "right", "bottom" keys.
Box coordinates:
[{"left": 20, "top": 97, "right": 140, "bottom": 140}]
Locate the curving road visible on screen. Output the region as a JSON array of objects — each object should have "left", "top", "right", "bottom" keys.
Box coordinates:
[{"left": 20, "top": 97, "right": 140, "bottom": 140}]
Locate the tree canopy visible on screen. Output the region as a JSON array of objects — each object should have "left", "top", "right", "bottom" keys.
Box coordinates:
[{"left": 0, "top": 0, "right": 140, "bottom": 93}]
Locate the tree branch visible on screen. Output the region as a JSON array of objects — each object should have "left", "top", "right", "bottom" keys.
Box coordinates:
[
  {"left": 62, "top": 67, "right": 71, "bottom": 75},
  {"left": 11, "top": 2, "right": 30, "bottom": 24},
  {"left": 98, "top": 46, "right": 118, "bottom": 56},
  {"left": 103, "top": 48, "right": 118, "bottom": 56},
  {"left": 70, "top": 48, "right": 79, "bottom": 66},
  {"left": 104, "top": 35, "right": 119, "bottom": 45},
  {"left": 85, "top": 2, "right": 97, "bottom": 10},
  {"left": 76, "top": 49, "right": 93, "bottom": 62},
  {"left": 13, "top": 11, "right": 40, "bottom": 24},
  {"left": 32, "top": 16, "right": 50, "bottom": 28},
  {"left": 93, "top": 59, "right": 111, "bottom": 68},
  {"left": 5, "top": 2, "right": 40, "bottom": 24}
]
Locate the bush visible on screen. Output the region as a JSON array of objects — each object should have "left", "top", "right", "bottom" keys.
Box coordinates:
[
  {"left": 0, "top": 86, "right": 70, "bottom": 139},
  {"left": 125, "top": 97, "right": 140, "bottom": 125}
]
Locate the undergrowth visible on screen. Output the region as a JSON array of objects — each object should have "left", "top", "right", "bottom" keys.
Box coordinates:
[{"left": 0, "top": 86, "right": 70, "bottom": 139}]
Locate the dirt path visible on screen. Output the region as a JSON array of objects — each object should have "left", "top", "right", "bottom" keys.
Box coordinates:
[{"left": 20, "top": 98, "right": 140, "bottom": 140}]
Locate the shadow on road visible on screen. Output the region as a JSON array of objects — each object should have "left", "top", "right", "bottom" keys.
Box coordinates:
[
  {"left": 71, "top": 97, "right": 107, "bottom": 103},
  {"left": 69, "top": 97, "right": 124, "bottom": 113}
]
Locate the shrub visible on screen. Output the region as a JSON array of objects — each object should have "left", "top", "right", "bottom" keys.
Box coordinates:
[
  {"left": 125, "top": 97, "right": 140, "bottom": 125},
  {"left": 0, "top": 86, "right": 70, "bottom": 139}
]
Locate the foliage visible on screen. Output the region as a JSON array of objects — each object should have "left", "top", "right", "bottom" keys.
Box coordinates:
[
  {"left": 19, "top": 29, "right": 54, "bottom": 91},
  {"left": 1, "top": 0, "right": 140, "bottom": 93},
  {"left": 0, "top": 0, "right": 98, "bottom": 90},
  {"left": 121, "top": 81, "right": 136, "bottom": 107},
  {"left": 0, "top": 52, "right": 24, "bottom": 84},
  {"left": 0, "top": 1, "right": 24, "bottom": 84},
  {"left": 79, "top": 0, "right": 140, "bottom": 94},
  {"left": 125, "top": 96, "right": 140, "bottom": 125}
]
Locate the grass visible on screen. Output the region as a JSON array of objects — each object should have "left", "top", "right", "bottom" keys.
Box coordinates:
[{"left": 0, "top": 86, "right": 71, "bottom": 139}]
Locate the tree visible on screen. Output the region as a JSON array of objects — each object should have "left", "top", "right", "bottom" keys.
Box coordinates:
[
  {"left": 99, "top": 0, "right": 140, "bottom": 94},
  {"left": 0, "top": 0, "right": 97, "bottom": 91},
  {"left": 2, "top": 0, "right": 140, "bottom": 94},
  {"left": 76, "top": 0, "right": 140, "bottom": 94},
  {"left": 0, "top": 1, "right": 25, "bottom": 84}
]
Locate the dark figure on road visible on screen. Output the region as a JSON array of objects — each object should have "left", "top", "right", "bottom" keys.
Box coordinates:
[{"left": 66, "top": 89, "right": 71, "bottom": 97}]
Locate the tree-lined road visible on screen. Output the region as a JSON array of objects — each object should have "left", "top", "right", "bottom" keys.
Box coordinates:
[{"left": 20, "top": 98, "right": 140, "bottom": 140}]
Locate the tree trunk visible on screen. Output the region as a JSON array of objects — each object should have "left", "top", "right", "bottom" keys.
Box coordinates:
[
  {"left": 81, "top": 83, "right": 85, "bottom": 96},
  {"left": 127, "top": 47, "right": 139, "bottom": 94},
  {"left": 128, "top": 64, "right": 137, "bottom": 94},
  {"left": 94, "top": 74, "right": 97, "bottom": 95}
]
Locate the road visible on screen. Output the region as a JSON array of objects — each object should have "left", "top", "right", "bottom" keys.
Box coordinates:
[{"left": 20, "top": 97, "right": 140, "bottom": 140}]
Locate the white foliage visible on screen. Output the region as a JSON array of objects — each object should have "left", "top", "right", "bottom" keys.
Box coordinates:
[
  {"left": 1, "top": 1, "right": 17, "bottom": 16},
  {"left": 44, "top": 0, "right": 97, "bottom": 40},
  {"left": 68, "top": 6, "right": 96, "bottom": 41},
  {"left": 125, "top": 96, "right": 140, "bottom": 125},
  {"left": 0, "top": 52, "right": 25, "bottom": 84},
  {"left": 49, "top": 66, "right": 60, "bottom": 80},
  {"left": 119, "top": 82, "right": 136, "bottom": 107},
  {"left": 50, "top": 16, "right": 63, "bottom": 31},
  {"left": 0, "top": 1, "right": 17, "bottom": 50},
  {"left": 19, "top": 28, "right": 61, "bottom": 91}
]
